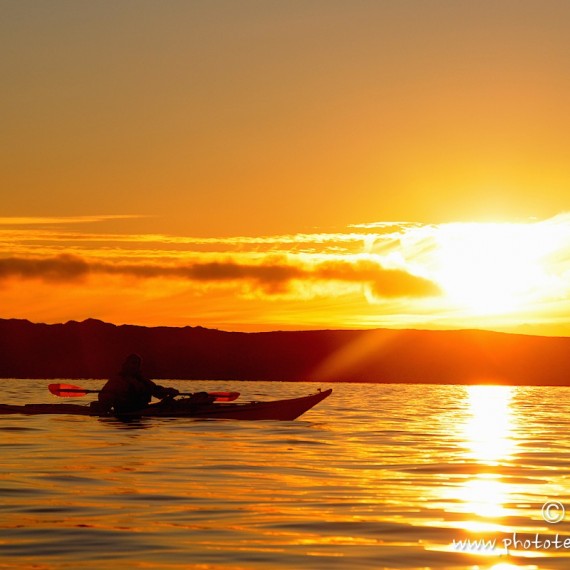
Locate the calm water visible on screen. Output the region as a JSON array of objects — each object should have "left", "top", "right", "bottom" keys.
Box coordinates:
[{"left": 1, "top": 380, "right": 570, "bottom": 570}]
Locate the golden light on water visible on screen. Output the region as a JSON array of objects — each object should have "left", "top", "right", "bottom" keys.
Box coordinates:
[
  {"left": 429, "top": 385, "right": 568, "bottom": 567},
  {"left": 464, "top": 385, "right": 516, "bottom": 463},
  {"left": 459, "top": 386, "right": 516, "bottom": 522},
  {"left": 458, "top": 475, "right": 510, "bottom": 521},
  {"left": 443, "top": 386, "right": 517, "bottom": 526}
]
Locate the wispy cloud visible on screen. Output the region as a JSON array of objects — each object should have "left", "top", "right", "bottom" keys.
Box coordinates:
[
  {"left": 0, "top": 227, "right": 369, "bottom": 256},
  {"left": 0, "top": 215, "right": 145, "bottom": 226}
]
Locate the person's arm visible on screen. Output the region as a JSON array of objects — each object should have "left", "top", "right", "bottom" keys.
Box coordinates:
[{"left": 145, "top": 377, "right": 179, "bottom": 400}]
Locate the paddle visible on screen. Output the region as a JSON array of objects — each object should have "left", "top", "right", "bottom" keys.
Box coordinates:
[{"left": 48, "top": 383, "right": 239, "bottom": 402}]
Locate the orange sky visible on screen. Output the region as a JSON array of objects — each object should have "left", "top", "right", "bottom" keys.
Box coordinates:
[{"left": 1, "top": 2, "right": 570, "bottom": 334}]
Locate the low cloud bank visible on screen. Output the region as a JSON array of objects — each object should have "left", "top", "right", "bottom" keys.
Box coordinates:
[{"left": 0, "top": 254, "right": 440, "bottom": 298}]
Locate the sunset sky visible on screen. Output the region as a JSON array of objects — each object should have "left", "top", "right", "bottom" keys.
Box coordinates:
[{"left": 2, "top": 1, "right": 570, "bottom": 334}]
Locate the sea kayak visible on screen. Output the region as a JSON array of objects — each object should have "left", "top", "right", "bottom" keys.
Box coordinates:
[{"left": 0, "top": 389, "right": 332, "bottom": 421}]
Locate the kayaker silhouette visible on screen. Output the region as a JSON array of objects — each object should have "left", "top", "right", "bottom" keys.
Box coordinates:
[{"left": 93, "top": 354, "right": 179, "bottom": 414}]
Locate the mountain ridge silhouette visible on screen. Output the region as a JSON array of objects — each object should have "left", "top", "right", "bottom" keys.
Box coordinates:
[{"left": 1, "top": 318, "right": 569, "bottom": 385}]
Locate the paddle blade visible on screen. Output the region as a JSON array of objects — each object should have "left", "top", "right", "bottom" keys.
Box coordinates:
[
  {"left": 210, "top": 391, "right": 240, "bottom": 402},
  {"left": 48, "top": 383, "right": 89, "bottom": 397}
]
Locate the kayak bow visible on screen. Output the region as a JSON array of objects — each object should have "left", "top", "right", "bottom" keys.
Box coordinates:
[{"left": 0, "top": 389, "right": 332, "bottom": 421}]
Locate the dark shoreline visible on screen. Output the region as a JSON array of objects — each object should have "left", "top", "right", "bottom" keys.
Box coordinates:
[{"left": 1, "top": 318, "right": 569, "bottom": 385}]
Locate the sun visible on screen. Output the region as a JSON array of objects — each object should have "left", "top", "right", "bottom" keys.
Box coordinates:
[{"left": 430, "top": 222, "right": 554, "bottom": 316}]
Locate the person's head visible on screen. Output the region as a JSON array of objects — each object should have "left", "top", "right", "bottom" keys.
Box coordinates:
[{"left": 121, "top": 353, "right": 142, "bottom": 375}]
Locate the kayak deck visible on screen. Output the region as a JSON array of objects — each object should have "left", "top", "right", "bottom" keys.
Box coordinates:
[{"left": 0, "top": 389, "right": 332, "bottom": 421}]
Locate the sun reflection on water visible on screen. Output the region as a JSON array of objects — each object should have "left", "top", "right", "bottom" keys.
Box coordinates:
[
  {"left": 423, "top": 384, "right": 570, "bottom": 567},
  {"left": 458, "top": 475, "right": 510, "bottom": 521},
  {"left": 464, "top": 385, "right": 516, "bottom": 464},
  {"left": 457, "top": 386, "right": 517, "bottom": 522}
]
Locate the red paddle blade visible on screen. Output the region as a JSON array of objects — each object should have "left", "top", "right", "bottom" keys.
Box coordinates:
[
  {"left": 210, "top": 391, "right": 239, "bottom": 402},
  {"left": 48, "top": 383, "right": 88, "bottom": 397}
]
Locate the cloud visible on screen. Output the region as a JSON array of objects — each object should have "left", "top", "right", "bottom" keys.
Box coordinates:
[
  {"left": 0, "top": 215, "right": 144, "bottom": 226},
  {"left": 0, "top": 254, "right": 90, "bottom": 281},
  {"left": 311, "top": 259, "right": 440, "bottom": 297},
  {"left": 0, "top": 254, "right": 440, "bottom": 298},
  {"left": 0, "top": 227, "right": 367, "bottom": 250}
]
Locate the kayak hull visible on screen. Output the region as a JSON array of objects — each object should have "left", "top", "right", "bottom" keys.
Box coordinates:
[{"left": 0, "top": 389, "right": 332, "bottom": 421}]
